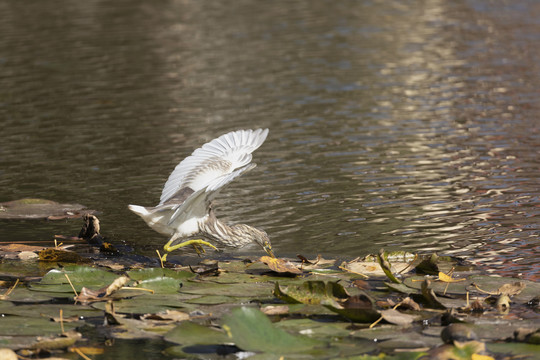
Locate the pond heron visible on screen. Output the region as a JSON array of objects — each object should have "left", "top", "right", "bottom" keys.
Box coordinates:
[{"left": 128, "top": 129, "right": 274, "bottom": 261}]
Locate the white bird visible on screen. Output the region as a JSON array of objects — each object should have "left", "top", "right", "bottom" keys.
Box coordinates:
[{"left": 128, "top": 129, "right": 274, "bottom": 261}]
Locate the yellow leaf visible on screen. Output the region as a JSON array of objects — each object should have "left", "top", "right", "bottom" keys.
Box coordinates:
[
  {"left": 438, "top": 272, "right": 466, "bottom": 283},
  {"left": 472, "top": 354, "right": 495, "bottom": 360}
]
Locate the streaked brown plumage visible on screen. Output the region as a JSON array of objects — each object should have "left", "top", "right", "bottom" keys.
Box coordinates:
[{"left": 128, "top": 129, "right": 274, "bottom": 260}]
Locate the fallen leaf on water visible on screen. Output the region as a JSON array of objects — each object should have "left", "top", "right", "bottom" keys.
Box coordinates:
[
  {"left": 379, "top": 308, "right": 417, "bottom": 326},
  {"left": 497, "top": 282, "right": 526, "bottom": 297},
  {"left": 377, "top": 248, "right": 402, "bottom": 284},
  {"left": 439, "top": 272, "right": 466, "bottom": 283},
  {"left": 0, "top": 198, "right": 96, "bottom": 220},
  {"left": 471, "top": 354, "right": 495, "bottom": 360},
  {"left": 261, "top": 305, "right": 289, "bottom": 316},
  {"left": 222, "top": 307, "right": 323, "bottom": 354},
  {"left": 105, "top": 276, "right": 130, "bottom": 296},
  {"left": 260, "top": 256, "right": 302, "bottom": 274},
  {"left": 38, "top": 248, "right": 85, "bottom": 263},
  {"left": 69, "top": 346, "right": 105, "bottom": 355},
  {"left": 142, "top": 310, "right": 190, "bottom": 322}
]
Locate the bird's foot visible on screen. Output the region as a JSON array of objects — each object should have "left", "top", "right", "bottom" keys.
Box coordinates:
[{"left": 162, "top": 239, "right": 219, "bottom": 260}]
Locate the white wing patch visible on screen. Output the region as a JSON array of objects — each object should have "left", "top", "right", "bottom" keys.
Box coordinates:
[{"left": 159, "top": 129, "right": 268, "bottom": 205}]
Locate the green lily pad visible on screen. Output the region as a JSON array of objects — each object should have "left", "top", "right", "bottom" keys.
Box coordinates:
[
  {"left": 275, "top": 318, "right": 351, "bottom": 339},
  {"left": 164, "top": 321, "right": 230, "bottom": 346},
  {"left": 222, "top": 307, "right": 324, "bottom": 354},
  {"left": 274, "top": 280, "right": 349, "bottom": 307},
  {"left": 0, "top": 303, "right": 101, "bottom": 319},
  {"left": 30, "top": 265, "right": 120, "bottom": 293},
  {"left": 184, "top": 295, "right": 238, "bottom": 305},
  {"left": 133, "top": 276, "right": 182, "bottom": 294},
  {"left": 91, "top": 296, "right": 188, "bottom": 315},
  {"left": 181, "top": 281, "right": 274, "bottom": 298},
  {"left": 127, "top": 268, "right": 195, "bottom": 281},
  {"left": 0, "top": 315, "right": 80, "bottom": 336},
  {"left": 468, "top": 275, "right": 540, "bottom": 302},
  {"left": 0, "top": 198, "right": 95, "bottom": 220},
  {"left": 487, "top": 342, "right": 540, "bottom": 357},
  {"left": 403, "top": 275, "right": 469, "bottom": 295}
]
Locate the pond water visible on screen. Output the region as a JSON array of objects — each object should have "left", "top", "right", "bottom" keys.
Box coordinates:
[{"left": 1, "top": 0, "right": 538, "bottom": 280}]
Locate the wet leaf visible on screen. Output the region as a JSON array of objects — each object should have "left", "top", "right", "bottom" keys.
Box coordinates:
[
  {"left": 274, "top": 280, "right": 348, "bottom": 307},
  {"left": 379, "top": 309, "right": 417, "bottom": 326},
  {"left": 497, "top": 281, "right": 526, "bottom": 297},
  {"left": 0, "top": 198, "right": 96, "bottom": 220},
  {"left": 260, "top": 256, "right": 302, "bottom": 274},
  {"left": 377, "top": 248, "right": 402, "bottom": 284},
  {"left": 429, "top": 340, "right": 486, "bottom": 360},
  {"left": 38, "top": 248, "right": 85, "bottom": 263},
  {"left": 415, "top": 254, "right": 440, "bottom": 275},
  {"left": 441, "top": 324, "right": 478, "bottom": 344},
  {"left": 164, "top": 321, "right": 229, "bottom": 346},
  {"left": 30, "top": 265, "right": 119, "bottom": 293},
  {"left": 328, "top": 294, "right": 381, "bottom": 323},
  {"left": 127, "top": 268, "right": 195, "bottom": 282},
  {"left": 141, "top": 310, "right": 190, "bottom": 322},
  {"left": 30, "top": 330, "right": 82, "bottom": 350},
  {"left": 0, "top": 316, "right": 80, "bottom": 336},
  {"left": 420, "top": 280, "right": 447, "bottom": 310},
  {"left": 222, "top": 307, "right": 324, "bottom": 354}
]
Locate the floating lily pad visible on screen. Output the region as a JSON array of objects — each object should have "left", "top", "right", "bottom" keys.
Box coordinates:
[
  {"left": 0, "top": 315, "right": 80, "bottom": 336},
  {"left": 184, "top": 295, "right": 238, "bottom": 305},
  {"left": 274, "top": 280, "right": 349, "bottom": 307},
  {"left": 91, "top": 294, "right": 194, "bottom": 314},
  {"left": 0, "top": 303, "right": 101, "bottom": 320},
  {"left": 127, "top": 268, "right": 195, "bottom": 282},
  {"left": 222, "top": 307, "right": 324, "bottom": 354},
  {"left": 0, "top": 198, "right": 96, "bottom": 220},
  {"left": 31, "top": 265, "right": 120, "bottom": 293},
  {"left": 468, "top": 275, "right": 540, "bottom": 302},
  {"left": 165, "top": 321, "right": 230, "bottom": 346},
  {"left": 181, "top": 280, "right": 274, "bottom": 298}
]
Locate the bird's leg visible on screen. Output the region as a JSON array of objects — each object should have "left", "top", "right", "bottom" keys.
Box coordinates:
[{"left": 162, "top": 236, "right": 218, "bottom": 261}]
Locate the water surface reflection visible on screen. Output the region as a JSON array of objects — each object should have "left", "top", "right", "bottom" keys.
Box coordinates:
[{"left": 0, "top": 0, "right": 538, "bottom": 279}]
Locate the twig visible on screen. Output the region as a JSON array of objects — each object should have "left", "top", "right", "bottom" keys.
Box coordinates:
[
  {"left": 120, "top": 287, "right": 155, "bottom": 294},
  {"left": 64, "top": 273, "right": 78, "bottom": 300},
  {"left": 60, "top": 309, "right": 65, "bottom": 334},
  {"left": 0, "top": 278, "right": 20, "bottom": 299},
  {"left": 398, "top": 253, "right": 418, "bottom": 274},
  {"left": 73, "top": 347, "right": 92, "bottom": 360}
]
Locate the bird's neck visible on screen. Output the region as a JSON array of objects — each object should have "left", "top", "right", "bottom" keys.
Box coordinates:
[{"left": 200, "top": 218, "right": 254, "bottom": 248}]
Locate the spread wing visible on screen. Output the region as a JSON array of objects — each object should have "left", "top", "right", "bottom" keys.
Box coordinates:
[{"left": 159, "top": 129, "right": 269, "bottom": 224}]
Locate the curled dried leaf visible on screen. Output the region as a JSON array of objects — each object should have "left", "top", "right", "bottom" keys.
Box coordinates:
[
  {"left": 105, "top": 276, "right": 130, "bottom": 296},
  {"left": 260, "top": 256, "right": 302, "bottom": 274}
]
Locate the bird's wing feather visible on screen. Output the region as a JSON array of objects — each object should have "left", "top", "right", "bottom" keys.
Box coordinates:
[
  {"left": 167, "top": 163, "right": 257, "bottom": 225},
  {"left": 159, "top": 129, "right": 268, "bottom": 205}
]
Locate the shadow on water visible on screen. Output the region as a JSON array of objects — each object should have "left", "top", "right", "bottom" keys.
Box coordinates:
[{"left": 0, "top": 0, "right": 538, "bottom": 282}]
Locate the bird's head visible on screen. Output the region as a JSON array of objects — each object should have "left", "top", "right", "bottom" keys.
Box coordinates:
[{"left": 251, "top": 227, "right": 275, "bottom": 258}]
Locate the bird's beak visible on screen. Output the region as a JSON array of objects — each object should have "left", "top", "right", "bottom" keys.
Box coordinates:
[{"left": 264, "top": 243, "right": 276, "bottom": 258}]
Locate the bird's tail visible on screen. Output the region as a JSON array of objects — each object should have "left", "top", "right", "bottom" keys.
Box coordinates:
[{"left": 128, "top": 204, "right": 150, "bottom": 217}]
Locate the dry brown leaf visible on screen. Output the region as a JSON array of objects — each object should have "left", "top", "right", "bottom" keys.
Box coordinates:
[
  {"left": 497, "top": 281, "right": 526, "bottom": 297},
  {"left": 261, "top": 305, "right": 289, "bottom": 315},
  {"left": 379, "top": 308, "right": 417, "bottom": 326},
  {"left": 105, "top": 276, "right": 130, "bottom": 296},
  {"left": 142, "top": 310, "right": 190, "bottom": 322},
  {"left": 260, "top": 256, "right": 302, "bottom": 274}
]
